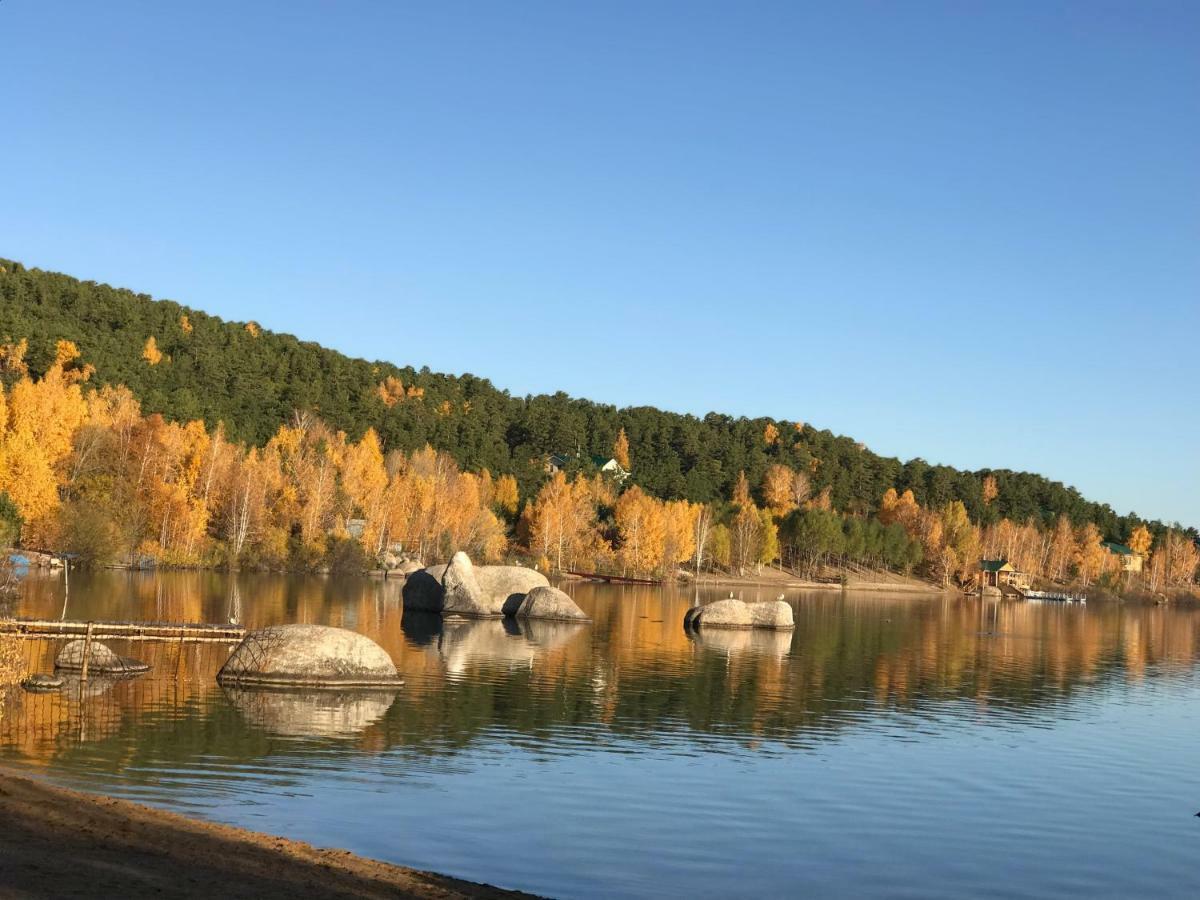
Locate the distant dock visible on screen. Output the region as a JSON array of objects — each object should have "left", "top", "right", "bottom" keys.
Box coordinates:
[{"left": 0, "top": 618, "right": 246, "bottom": 642}]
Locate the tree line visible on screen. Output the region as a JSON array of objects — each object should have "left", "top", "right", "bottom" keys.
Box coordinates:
[
  {"left": 0, "top": 257, "right": 1195, "bottom": 582},
  {"left": 0, "top": 345, "right": 1195, "bottom": 594},
  {"left": 3, "top": 257, "right": 1188, "bottom": 540}
]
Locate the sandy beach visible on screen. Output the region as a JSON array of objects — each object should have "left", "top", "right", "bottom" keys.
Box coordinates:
[{"left": 0, "top": 768, "right": 538, "bottom": 899}]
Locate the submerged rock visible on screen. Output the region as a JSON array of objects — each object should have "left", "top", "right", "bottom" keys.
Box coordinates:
[
  {"left": 217, "top": 624, "right": 403, "bottom": 688},
  {"left": 515, "top": 585, "right": 590, "bottom": 621},
  {"left": 683, "top": 598, "right": 794, "bottom": 630},
  {"left": 22, "top": 673, "right": 64, "bottom": 692},
  {"left": 54, "top": 639, "right": 150, "bottom": 674}
]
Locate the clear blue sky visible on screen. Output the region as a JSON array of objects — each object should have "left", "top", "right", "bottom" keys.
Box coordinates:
[{"left": 2, "top": 1, "right": 1197, "bottom": 525}]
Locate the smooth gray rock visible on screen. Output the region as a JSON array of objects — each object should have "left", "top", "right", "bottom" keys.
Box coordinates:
[
  {"left": 683, "top": 597, "right": 795, "bottom": 630},
  {"left": 55, "top": 639, "right": 150, "bottom": 674},
  {"left": 217, "top": 624, "right": 403, "bottom": 688},
  {"left": 515, "top": 585, "right": 590, "bottom": 621},
  {"left": 395, "top": 559, "right": 425, "bottom": 577},
  {"left": 749, "top": 600, "right": 795, "bottom": 629},
  {"left": 442, "top": 552, "right": 492, "bottom": 617},
  {"left": 684, "top": 598, "right": 753, "bottom": 629},
  {"left": 478, "top": 565, "right": 549, "bottom": 616}
]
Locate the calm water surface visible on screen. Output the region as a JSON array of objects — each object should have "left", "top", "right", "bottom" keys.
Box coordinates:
[{"left": 2, "top": 571, "right": 1198, "bottom": 898}]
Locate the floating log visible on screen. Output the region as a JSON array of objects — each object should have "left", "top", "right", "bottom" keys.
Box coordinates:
[{"left": 0, "top": 618, "right": 246, "bottom": 642}]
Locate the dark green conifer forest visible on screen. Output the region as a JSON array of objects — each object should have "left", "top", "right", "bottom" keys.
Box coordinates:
[{"left": 0, "top": 258, "right": 1187, "bottom": 542}]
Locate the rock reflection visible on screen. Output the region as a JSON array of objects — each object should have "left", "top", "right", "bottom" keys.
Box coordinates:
[
  {"left": 688, "top": 627, "right": 793, "bottom": 659},
  {"left": 4, "top": 572, "right": 1200, "bottom": 767},
  {"left": 223, "top": 686, "right": 399, "bottom": 738},
  {"left": 436, "top": 617, "right": 587, "bottom": 673}
]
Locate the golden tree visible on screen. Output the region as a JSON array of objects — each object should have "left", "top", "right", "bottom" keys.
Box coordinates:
[
  {"left": 376, "top": 376, "right": 406, "bottom": 408},
  {"left": 527, "top": 471, "right": 600, "bottom": 573},
  {"left": 613, "top": 427, "right": 630, "bottom": 471},
  {"left": 341, "top": 428, "right": 389, "bottom": 553},
  {"left": 763, "top": 464, "right": 808, "bottom": 516},
  {"left": 1047, "top": 515, "right": 1076, "bottom": 582},
  {"left": 142, "top": 336, "right": 164, "bottom": 365},
  {"left": 615, "top": 486, "right": 666, "bottom": 576},
  {"left": 661, "top": 500, "right": 699, "bottom": 574},
  {"left": 492, "top": 474, "right": 519, "bottom": 517},
  {"left": 730, "top": 471, "right": 761, "bottom": 574},
  {"left": 981, "top": 475, "right": 999, "bottom": 506},
  {"left": 1074, "top": 522, "right": 1106, "bottom": 586},
  {"left": 1127, "top": 525, "right": 1152, "bottom": 559}
]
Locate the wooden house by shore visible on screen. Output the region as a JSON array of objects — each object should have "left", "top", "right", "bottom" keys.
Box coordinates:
[
  {"left": 979, "top": 559, "right": 1029, "bottom": 590},
  {"left": 1102, "top": 541, "right": 1143, "bottom": 573}
]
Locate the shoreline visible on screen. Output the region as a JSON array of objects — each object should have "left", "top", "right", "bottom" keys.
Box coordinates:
[{"left": 0, "top": 767, "right": 539, "bottom": 900}]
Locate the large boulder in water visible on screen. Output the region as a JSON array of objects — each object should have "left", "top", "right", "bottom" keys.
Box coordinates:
[
  {"left": 217, "top": 624, "right": 403, "bottom": 688},
  {"left": 749, "top": 600, "right": 794, "bottom": 629},
  {"left": 684, "top": 598, "right": 752, "bottom": 628},
  {"left": 515, "top": 585, "right": 590, "bottom": 622},
  {"left": 479, "top": 565, "right": 549, "bottom": 616},
  {"left": 684, "top": 597, "right": 795, "bottom": 630},
  {"left": 55, "top": 640, "right": 150, "bottom": 674},
  {"left": 442, "top": 552, "right": 491, "bottom": 617},
  {"left": 402, "top": 567, "right": 447, "bottom": 612}
]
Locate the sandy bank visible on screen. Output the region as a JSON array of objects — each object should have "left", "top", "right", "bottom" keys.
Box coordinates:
[{"left": 0, "top": 768, "right": 539, "bottom": 900}]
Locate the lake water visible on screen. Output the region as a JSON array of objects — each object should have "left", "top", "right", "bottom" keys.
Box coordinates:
[{"left": 2, "top": 571, "right": 1199, "bottom": 898}]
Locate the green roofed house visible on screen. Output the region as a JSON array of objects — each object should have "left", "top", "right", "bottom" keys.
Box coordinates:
[
  {"left": 1102, "top": 542, "right": 1144, "bottom": 574},
  {"left": 546, "top": 452, "right": 630, "bottom": 483},
  {"left": 979, "top": 559, "right": 1028, "bottom": 589}
]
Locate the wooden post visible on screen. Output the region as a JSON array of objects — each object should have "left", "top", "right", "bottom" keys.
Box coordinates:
[
  {"left": 174, "top": 627, "right": 186, "bottom": 681},
  {"left": 80, "top": 621, "right": 94, "bottom": 682}
]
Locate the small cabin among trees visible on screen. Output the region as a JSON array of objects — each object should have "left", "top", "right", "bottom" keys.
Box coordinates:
[
  {"left": 979, "top": 558, "right": 1028, "bottom": 589},
  {"left": 1102, "top": 541, "right": 1143, "bottom": 573},
  {"left": 546, "top": 452, "right": 630, "bottom": 483}
]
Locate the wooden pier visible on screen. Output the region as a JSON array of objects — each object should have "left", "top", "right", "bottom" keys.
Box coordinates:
[
  {"left": 0, "top": 618, "right": 246, "bottom": 643},
  {"left": 565, "top": 571, "right": 663, "bottom": 586},
  {"left": 1019, "top": 589, "right": 1087, "bottom": 604}
]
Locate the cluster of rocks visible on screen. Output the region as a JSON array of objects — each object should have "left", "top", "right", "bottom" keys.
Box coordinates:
[
  {"left": 403, "top": 552, "right": 589, "bottom": 622},
  {"left": 683, "top": 597, "right": 795, "bottom": 630},
  {"left": 6, "top": 551, "right": 63, "bottom": 570},
  {"left": 378, "top": 550, "right": 424, "bottom": 577}
]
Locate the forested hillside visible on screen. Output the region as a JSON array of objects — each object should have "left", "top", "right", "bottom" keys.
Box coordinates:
[{"left": 0, "top": 257, "right": 1184, "bottom": 544}]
